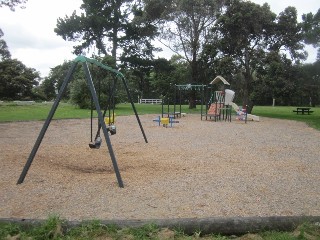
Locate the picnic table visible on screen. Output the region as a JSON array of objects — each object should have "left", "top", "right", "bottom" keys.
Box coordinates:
[{"left": 292, "top": 107, "right": 314, "bottom": 115}]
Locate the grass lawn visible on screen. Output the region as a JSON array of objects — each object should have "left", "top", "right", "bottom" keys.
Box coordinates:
[
  {"left": 0, "top": 102, "right": 319, "bottom": 130},
  {"left": 0, "top": 102, "right": 201, "bottom": 122},
  {"left": 252, "top": 106, "right": 320, "bottom": 130}
]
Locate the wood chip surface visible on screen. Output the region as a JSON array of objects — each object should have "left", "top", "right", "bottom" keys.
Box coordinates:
[{"left": 0, "top": 114, "right": 319, "bottom": 221}]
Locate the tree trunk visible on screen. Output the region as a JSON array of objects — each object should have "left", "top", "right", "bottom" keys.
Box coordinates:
[
  {"left": 242, "top": 47, "right": 254, "bottom": 114},
  {"left": 188, "top": 90, "right": 196, "bottom": 109},
  {"left": 189, "top": 56, "right": 198, "bottom": 109},
  {"left": 111, "top": 0, "right": 122, "bottom": 65}
]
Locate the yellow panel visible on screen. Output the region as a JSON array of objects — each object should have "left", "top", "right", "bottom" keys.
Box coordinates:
[
  {"left": 105, "top": 115, "right": 115, "bottom": 124},
  {"left": 161, "top": 118, "right": 169, "bottom": 125}
]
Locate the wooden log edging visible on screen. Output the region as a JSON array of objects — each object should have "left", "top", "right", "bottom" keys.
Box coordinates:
[{"left": 0, "top": 216, "right": 320, "bottom": 235}]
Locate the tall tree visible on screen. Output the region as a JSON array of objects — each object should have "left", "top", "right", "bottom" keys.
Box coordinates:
[
  {"left": 302, "top": 9, "right": 320, "bottom": 60},
  {"left": 213, "top": 1, "right": 305, "bottom": 112},
  {"left": 270, "top": 6, "right": 306, "bottom": 60},
  {"left": 144, "top": 0, "right": 224, "bottom": 107},
  {"left": 55, "top": 0, "right": 158, "bottom": 65},
  {"left": 254, "top": 52, "right": 300, "bottom": 106},
  {"left": 298, "top": 61, "right": 320, "bottom": 106},
  {"left": 55, "top": 0, "right": 159, "bottom": 102},
  {"left": 119, "top": 1, "right": 159, "bottom": 99},
  {"left": 55, "top": 0, "right": 131, "bottom": 60}
]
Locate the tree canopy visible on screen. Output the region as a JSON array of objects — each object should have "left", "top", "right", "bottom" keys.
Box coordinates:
[
  {"left": 0, "top": 29, "right": 11, "bottom": 60},
  {"left": 0, "top": 0, "right": 27, "bottom": 11},
  {"left": 302, "top": 8, "right": 320, "bottom": 59},
  {"left": 0, "top": 59, "right": 40, "bottom": 100},
  {"left": 212, "top": 0, "right": 305, "bottom": 112},
  {"left": 1, "top": 0, "right": 319, "bottom": 108},
  {"left": 55, "top": 0, "right": 158, "bottom": 62}
]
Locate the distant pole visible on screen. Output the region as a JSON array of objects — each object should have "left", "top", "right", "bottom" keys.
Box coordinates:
[{"left": 272, "top": 98, "right": 275, "bottom": 107}]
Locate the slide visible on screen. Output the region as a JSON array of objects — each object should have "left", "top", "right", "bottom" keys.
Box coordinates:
[{"left": 231, "top": 102, "right": 260, "bottom": 122}]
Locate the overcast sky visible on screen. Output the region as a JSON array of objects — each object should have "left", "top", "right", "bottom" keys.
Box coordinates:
[{"left": 0, "top": 0, "right": 319, "bottom": 77}]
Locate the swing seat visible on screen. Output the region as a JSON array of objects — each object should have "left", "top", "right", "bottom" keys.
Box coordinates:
[
  {"left": 89, "top": 136, "right": 102, "bottom": 149},
  {"left": 105, "top": 115, "right": 115, "bottom": 124},
  {"left": 109, "top": 125, "right": 116, "bottom": 135}
]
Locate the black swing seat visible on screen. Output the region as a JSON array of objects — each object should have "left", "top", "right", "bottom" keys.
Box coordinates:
[{"left": 89, "top": 136, "right": 102, "bottom": 149}]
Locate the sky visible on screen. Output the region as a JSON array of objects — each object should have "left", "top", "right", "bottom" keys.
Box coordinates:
[{"left": 0, "top": 0, "right": 319, "bottom": 78}]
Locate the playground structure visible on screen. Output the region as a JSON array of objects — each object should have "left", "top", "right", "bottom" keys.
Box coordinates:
[
  {"left": 16, "top": 56, "right": 148, "bottom": 188},
  {"left": 153, "top": 116, "right": 180, "bottom": 128},
  {"left": 202, "top": 76, "right": 234, "bottom": 122},
  {"left": 231, "top": 102, "right": 260, "bottom": 122},
  {"left": 233, "top": 103, "right": 248, "bottom": 122},
  {"left": 158, "top": 76, "right": 259, "bottom": 123},
  {"left": 162, "top": 84, "right": 206, "bottom": 119},
  {"left": 202, "top": 76, "right": 260, "bottom": 122}
]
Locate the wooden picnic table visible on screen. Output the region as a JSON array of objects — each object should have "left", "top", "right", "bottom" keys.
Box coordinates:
[{"left": 292, "top": 107, "right": 314, "bottom": 115}]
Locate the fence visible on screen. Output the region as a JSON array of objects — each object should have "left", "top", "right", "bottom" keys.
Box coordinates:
[
  {"left": 13, "top": 101, "right": 35, "bottom": 105},
  {"left": 139, "top": 99, "right": 162, "bottom": 104}
]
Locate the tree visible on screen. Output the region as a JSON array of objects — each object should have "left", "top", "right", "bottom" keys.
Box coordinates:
[
  {"left": 55, "top": 0, "right": 158, "bottom": 102},
  {"left": 298, "top": 61, "right": 320, "bottom": 106},
  {"left": 55, "top": 0, "right": 139, "bottom": 61},
  {"left": 39, "top": 77, "right": 56, "bottom": 100},
  {"left": 0, "top": 29, "right": 11, "bottom": 60},
  {"left": 69, "top": 55, "right": 127, "bottom": 109},
  {"left": 302, "top": 9, "right": 320, "bottom": 60},
  {"left": 254, "top": 52, "right": 301, "bottom": 106},
  {"left": 55, "top": 0, "right": 131, "bottom": 60},
  {"left": 213, "top": 1, "right": 305, "bottom": 112},
  {"left": 0, "top": 0, "right": 27, "bottom": 11},
  {"left": 42, "top": 60, "right": 76, "bottom": 100},
  {"left": 144, "top": 0, "right": 224, "bottom": 108},
  {"left": 0, "top": 59, "right": 40, "bottom": 100},
  {"left": 148, "top": 57, "right": 184, "bottom": 99},
  {"left": 270, "top": 6, "right": 306, "bottom": 60},
  {"left": 119, "top": 1, "right": 159, "bottom": 99}
]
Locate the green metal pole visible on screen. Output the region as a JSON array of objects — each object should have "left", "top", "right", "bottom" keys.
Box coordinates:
[
  {"left": 83, "top": 61, "right": 124, "bottom": 188},
  {"left": 17, "top": 62, "right": 78, "bottom": 184}
]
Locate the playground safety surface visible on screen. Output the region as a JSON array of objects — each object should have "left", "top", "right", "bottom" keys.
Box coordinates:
[{"left": 1, "top": 114, "right": 319, "bottom": 221}]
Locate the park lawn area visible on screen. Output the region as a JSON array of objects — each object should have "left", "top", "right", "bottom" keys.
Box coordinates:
[
  {"left": 0, "top": 102, "right": 318, "bottom": 130},
  {"left": 0, "top": 102, "right": 201, "bottom": 122},
  {"left": 0, "top": 102, "right": 160, "bottom": 122},
  {"left": 252, "top": 106, "right": 320, "bottom": 130},
  {"left": 0, "top": 102, "right": 95, "bottom": 122}
]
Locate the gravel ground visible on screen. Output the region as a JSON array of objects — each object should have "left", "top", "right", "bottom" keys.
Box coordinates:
[{"left": 0, "top": 114, "right": 319, "bottom": 221}]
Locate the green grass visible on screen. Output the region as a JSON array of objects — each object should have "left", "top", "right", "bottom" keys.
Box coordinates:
[
  {"left": 0, "top": 102, "right": 319, "bottom": 130},
  {"left": 252, "top": 106, "right": 320, "bottom": 130},
  {"left": 1, "top": 216, "right": 319, "bottom": 239},
  {"left": 0, "top": 102, "right": 201, "bottom": 122},
  {"left": 0, "top": 102, "right": 94, "bottom": 122}
]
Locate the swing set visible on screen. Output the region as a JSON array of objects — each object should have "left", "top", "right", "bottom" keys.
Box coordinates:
[{"left": 16, "top": 56, "right": 148, "bottom": 188}]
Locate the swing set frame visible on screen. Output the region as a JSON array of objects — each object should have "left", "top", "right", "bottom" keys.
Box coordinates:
[{"left": 17, "top": 56, "right": 148, "bottom": 188}]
